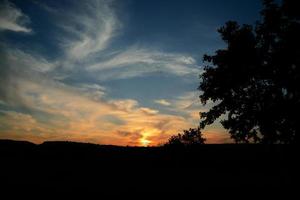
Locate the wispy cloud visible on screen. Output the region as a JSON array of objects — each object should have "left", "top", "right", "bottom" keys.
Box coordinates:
[
  {"left": 56, "top": 0, "right": 120, "bottom": 61},
  {"left": 165, "top": 91, "right": 202, "bottom": 124},
  {"left": 0, "top": 0, "right": 31, "bottom": 33},
  {"left": 5, "top": 48, "right": 57, "bottom": 73},
  {"left": 155, "top": 99, "right": 171, "bottom": 106},
  {"left": 87, "top": 46, "right": 199, "bottom": 79},
  {"left": 27, "top": 0, "right": 199, "bottom": 80}
]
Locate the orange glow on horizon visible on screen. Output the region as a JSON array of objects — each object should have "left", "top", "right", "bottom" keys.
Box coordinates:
[{"left": 140, "top": 138, "right": 151, "bottom": 146}]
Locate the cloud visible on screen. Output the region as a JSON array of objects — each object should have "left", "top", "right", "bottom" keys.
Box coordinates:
[
  {"left": 155, "top": 99, "right": 171, "bottom": 106},
  {"left": 56, "top": 0, "right": 120, "bottom": 61},
  {"left": 204, "top": 130, "right": 233, "bottom": 144},
  {"left": 3, "top": 0, "right": 199, "bottom": 82},
  {"left": 34, "top": 0, "right": 201, "bottom": 81},
  {"left": 0, "top": 46, "right": 57, "bottom": 107},
  {"left": 76, "top": 83, "right": 107, "bottom": 101},
  {"left": 109, "top": 99, "right": 139, "bottom": 112},
  {"left": 139, "top": 107, "right": 159, "bottom": 115},
  {"left": 0, "top": 61, "right": 193, "bottom": 145},
  {"left": 87, "top": 46, "right": 199, "bottom": 79},
  {"left": 162, "top": 92, "right": 231, "bottom": 143},
  {"left": 163, "top": 91, "right": 202, "bottom": 119},
  {"left": 5, "top": 48, "right": 57, "bottom": 73},
  {"left": 1, "top": 55, "right": 228, "bottom": 145},
  {"left": 0, "top": 110, "right": 37, "bottom": 132},
  {"left": 0, "top": 0, "right": 31, "bottom": 33},
  {"left": 0, "top": 46, "right": 224, "bottom": 145},
  {"left": 172, "top": 92, "right": 202, "bottom": 110}
]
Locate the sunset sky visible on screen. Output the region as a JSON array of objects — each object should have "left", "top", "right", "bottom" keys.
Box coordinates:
[{"left": 0, "top": 0, "right": 262, "bottom": 146}]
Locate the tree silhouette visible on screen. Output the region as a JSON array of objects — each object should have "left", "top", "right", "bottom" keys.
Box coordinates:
[
  {"left": 165, "top": 127, "right": 206, "bottom": 146},
  {"left": 199, "top": 0, "right": 299, "bottom": 144}
]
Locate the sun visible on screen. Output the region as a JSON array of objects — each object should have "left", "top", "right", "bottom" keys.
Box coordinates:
[{"left": 140, "top": 138, "right": 151, "bottom": 147}]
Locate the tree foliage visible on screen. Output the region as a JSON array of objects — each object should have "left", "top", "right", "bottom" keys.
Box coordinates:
[
  {"left": 199, "top": 0, "right": 299, "bottom": 144},
  {"left": 165, "top": 128, "right": 206, "bottom": 146}
]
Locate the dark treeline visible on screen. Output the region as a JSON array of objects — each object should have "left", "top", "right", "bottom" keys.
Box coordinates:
[
  {"left": 0, "top": 139, "right": 294, "bottom": 161},
  {"left": 0, "top": 139, "right": 296, "bottom": 196}
]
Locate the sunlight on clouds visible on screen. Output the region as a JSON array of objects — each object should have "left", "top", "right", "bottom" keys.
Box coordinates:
[
  {"left": 139, "top": 129, "right": 161, "bottom": 146},
  {"left": 0, "top": 110, "right": 53, "bottom": 142},
  {"left": 0, "top": 74, "right": 194, "bottom": 146},
  {"left": 0, "top": 110, "right": 37, "bottom": 132},
  {"left": 0, "top": 65, "right": 229, "bottom": 145},
  {"left": 204, "top": 130, "right": 233, "bottom": 144},
  {"left": 139, "top": 107, "right": 159, "bottom": 115},
  {"left": 155, "top": 99, "right": 171, "bottom": 106},
  {"left": 140, "top": 138, "right": 151, "bottom": 147},
  {"left": 0, "top": 1, "right": 31, "bottom": 33}
]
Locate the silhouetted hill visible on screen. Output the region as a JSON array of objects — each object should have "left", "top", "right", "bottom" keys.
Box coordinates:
[{"left": 0, "top": 140, "right": 296, "bottom": 196}]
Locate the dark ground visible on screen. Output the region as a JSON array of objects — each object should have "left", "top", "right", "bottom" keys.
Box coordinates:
[{"left": 0, "top": 140, "right": 297, "bottom": 197}]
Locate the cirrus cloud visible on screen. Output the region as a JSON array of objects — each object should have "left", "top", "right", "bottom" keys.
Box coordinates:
[
  {"left": 155, "top": 99, "right": 171, "bottom": 106},
  {"left": 87, "top": 46, "right": 199, "bottom": 79},
  {"left": 0, "top": 0, "right": 31, "bottom": 33}
]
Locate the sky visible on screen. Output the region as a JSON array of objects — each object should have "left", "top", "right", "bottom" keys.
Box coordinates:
[{"left": 0, "top": 0, "right": 263, "bottom": 146}]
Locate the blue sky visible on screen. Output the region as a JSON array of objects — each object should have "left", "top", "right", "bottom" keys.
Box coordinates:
[{"left": 0, "top": 0, "right": 262, "bottom": 145}]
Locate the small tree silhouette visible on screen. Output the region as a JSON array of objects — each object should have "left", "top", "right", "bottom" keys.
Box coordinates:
[
  {"left": 165, "top": 127, "right": 206, "bottom": 146},
  {"left": 199, "top": 0, "right": 299, "bottom": 144}
]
